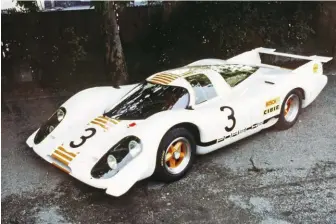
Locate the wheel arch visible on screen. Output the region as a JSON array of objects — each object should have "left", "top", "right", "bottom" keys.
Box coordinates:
[
  {"left": 166, "top": 122, "right": 201, "bottom": 145},
  {"left": 293, "top": 87, "right": 305, "bottom": 100}
]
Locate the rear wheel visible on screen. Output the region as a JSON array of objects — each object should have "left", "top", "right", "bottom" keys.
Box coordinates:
[
  {"left": 153, "top": 127, "right": 196, "bottom": 182},
  {"left": 275, "top": 89, "right": 302, "bottom": 130}
]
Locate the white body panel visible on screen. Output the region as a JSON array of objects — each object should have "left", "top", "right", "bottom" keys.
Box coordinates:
[{"left": 26, "top": 47, "right": 331, "bottom": 197}]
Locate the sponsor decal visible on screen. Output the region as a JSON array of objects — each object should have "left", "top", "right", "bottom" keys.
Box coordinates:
[
  {"left": 264, "top": 105, "right": 280, "bottom": 115},
  {"left": 266, "top": 97, "right": 280, "bottom": 107},
  {"left": 313, "top": 63, "right": 319, "bottom": 73}
]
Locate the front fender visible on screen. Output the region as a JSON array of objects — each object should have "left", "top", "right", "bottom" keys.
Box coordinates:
[
  {"left": 104, "top": 110, "right": 200, "bottom": 196},
  {"left": 27, "top": 84, "right": 138, "bottom": 148},
  {"left": 130, "top": 109, "right": 201, "bottom": 178}
]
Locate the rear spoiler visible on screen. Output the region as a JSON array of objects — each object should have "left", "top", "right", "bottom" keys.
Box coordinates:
[
  {"left": 227, "top": 47, "right": 333, "bottom": 64},
  {"left": 254, "top": 47, "right": 333, "bottom": 63}
]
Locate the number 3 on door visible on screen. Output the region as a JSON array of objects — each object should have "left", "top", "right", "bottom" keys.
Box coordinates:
[{"left": 220, "top": 106, "right": 236, "bottom": 132}]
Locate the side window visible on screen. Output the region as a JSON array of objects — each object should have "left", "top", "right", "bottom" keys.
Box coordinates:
[
  {"left": 185, "top": 74, "right": 217, "bottom": 104},
  {"left": 215, "top": 65, "right": 259, "bottom": 87}
]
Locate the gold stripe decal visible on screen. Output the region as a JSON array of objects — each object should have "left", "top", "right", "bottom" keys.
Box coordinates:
[
  {"left": 51, "top": 153, "right": 70, "bottom": 166},
  {"left": 52, "top": 162, "right": 70, "bottom": 174},
  {"left": 150, "top": 78, "right": 171, "bottom": 84},
  {"left": 149, "top": 80, "right": 166, "bottom": 85},
  {"left": 98, "top": 116, "right": 109, "bottom": 121},
  {"left": 94, "top": 118, "right": 108, "bottom": 124},
  {"left": 156, "top": 73, "right": 178, "bottom": 79},
  {"left": 155, "top": 75, "right": 176, "bottom": 81},
  {"left": 54, "top": 149, "right": 73, "bottom": 161},
  {"left": 148, "top": 73, "right": 181, "bottom": 85},
  {"left": 99, "top": 116, "right": 119, "bottom": 125},
  {"left": 151, "top": 76, "right": 173, "bottom": 83},
  {"left": 90, "top": 116, "right": 120, "bottom": 129},
  {"left": 58, "top": 146, "right": 76, "bottom": 157},
  {"left": 90, "top": 120, "right": 107, "bottom": 130},
  {"left": 51, "top": 146, "right": 77, "bottom": 167}
]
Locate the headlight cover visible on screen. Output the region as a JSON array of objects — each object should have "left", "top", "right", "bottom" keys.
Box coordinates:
[
  {"left": 56, "top": 108, "right": 65, "bottom": 122},
  {"left": 33, "top": 107, "right": 66, "bottom": 144},
  {"left": 91, "top": 136, "right": 142, "bottom": 179}
]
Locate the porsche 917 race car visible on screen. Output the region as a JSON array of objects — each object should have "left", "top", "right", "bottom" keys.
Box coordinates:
[{"left": 26, "top": 47, "right": 333, "bottom": 197}]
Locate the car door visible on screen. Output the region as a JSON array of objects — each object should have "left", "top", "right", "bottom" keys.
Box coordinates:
[
  {"left": 185, "top": 73, "right": 256, "bottom": 147},
  {"left": 191, "top": 95, "right": 254, "bottom": 149},
  {"left": 215, "top": 97, "right": 256, "bottom": 146}
]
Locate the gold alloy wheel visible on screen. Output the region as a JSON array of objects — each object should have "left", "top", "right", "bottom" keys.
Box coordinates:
[
  {"left": 164, "top": 137, "right": 191, "bottom": 174},
  {"left": 284, "top": 94, "right": 300, "bottom": 122}
]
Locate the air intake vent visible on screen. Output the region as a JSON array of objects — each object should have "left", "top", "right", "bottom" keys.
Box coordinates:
[{"left": 265, "top": 81, "right": 275, "bottom": 85}]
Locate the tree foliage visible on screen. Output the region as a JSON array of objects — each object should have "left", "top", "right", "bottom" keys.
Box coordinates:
[
  {"left": 16, "top": 1, "right": 39, "bottom": 12},
  {"left": 142, "top": 2, "right": 319, "bottom": 69},
  {"left": 3, "top": 1, "right": 322, "bottom": 86}
]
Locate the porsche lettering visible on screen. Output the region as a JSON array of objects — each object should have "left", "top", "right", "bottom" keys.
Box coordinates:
[{"left": 217, "top": 121, "right": 264, "bottom": 142}]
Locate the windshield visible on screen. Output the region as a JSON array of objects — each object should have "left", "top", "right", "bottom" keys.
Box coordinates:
[{"left": 104, "top": 82, "right": 190, "bottom": 120}]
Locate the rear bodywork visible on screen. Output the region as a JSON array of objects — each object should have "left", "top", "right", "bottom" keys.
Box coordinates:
[{"left": 26, "top": 47, "right": 332, "bottom": 196}]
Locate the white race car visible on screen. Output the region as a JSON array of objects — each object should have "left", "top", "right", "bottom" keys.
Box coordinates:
[{"left": 26, "top": 47, "right": 332, "bottom": 197}]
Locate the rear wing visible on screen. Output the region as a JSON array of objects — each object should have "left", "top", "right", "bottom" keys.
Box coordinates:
[
  {"left": 227, "top": 47, "right": 333, "bottom": 73},
  {"left": 254, "top": 47, "right": 333, "bottom": 63}
]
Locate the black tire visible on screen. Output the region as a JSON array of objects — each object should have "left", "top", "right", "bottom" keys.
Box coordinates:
[
  {"left": 153, "top": 127, "right": 196, "bottom": 182},
  {"left": 274, "top": 89, "right": 303, "bottom": 130}
]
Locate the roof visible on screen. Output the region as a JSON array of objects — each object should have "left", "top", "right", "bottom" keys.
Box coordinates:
[
  {"left": 146, "top": 64, "right": 259, "bottom": 87},
  {"left": 146, "top": 67, "right": 207, "bottom": 85}
]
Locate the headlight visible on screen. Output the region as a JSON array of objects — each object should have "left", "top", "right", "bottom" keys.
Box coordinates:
[
  {"left": 129, "top": 140, "right": 142, "bottom": 157},
  {"left": 107, "top": 154, "right": 118, "bottom": 170},
  {"left": 91, "top": 136, "right": 142, "bottom": 179},
  {"left": 33, "top": 107, "right": 67, "bottom": 144},
  {"left": 48, "top": 125, "right": 55, "bottom": 133},
  {"left": 56, "top": 108, "right": 65, "bottom": 122}
]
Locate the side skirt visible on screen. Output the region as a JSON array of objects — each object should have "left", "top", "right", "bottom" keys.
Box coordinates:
[{"left": 196, "top": 114, "right": 280, "bottom": 154}]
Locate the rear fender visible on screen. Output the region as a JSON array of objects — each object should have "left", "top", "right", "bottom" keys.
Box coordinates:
[
  {"left": 264, "top": 64, "right": 327, "bottom": 109},
  {"left": 290, "top": 62, "right": 328, "bottom": 108}
]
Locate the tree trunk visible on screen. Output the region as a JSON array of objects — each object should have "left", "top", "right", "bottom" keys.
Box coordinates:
[
  {"left": 104, "top": 1, "right": 128, "bottom": 86},
  {"left": 162, "top": 1, "right": 182, "bottom": 22}
]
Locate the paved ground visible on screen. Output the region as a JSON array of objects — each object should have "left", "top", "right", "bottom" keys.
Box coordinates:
[{"left": 2, "top": 75, "right": 336, "bottom": 224}]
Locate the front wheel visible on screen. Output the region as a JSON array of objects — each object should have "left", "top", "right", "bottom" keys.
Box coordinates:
[
  {"left": 153, "top": 127, "right": 196, "bottom": 182},
  {"left": 274, "top": 89, "right": 302, "bottom": 130}
]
